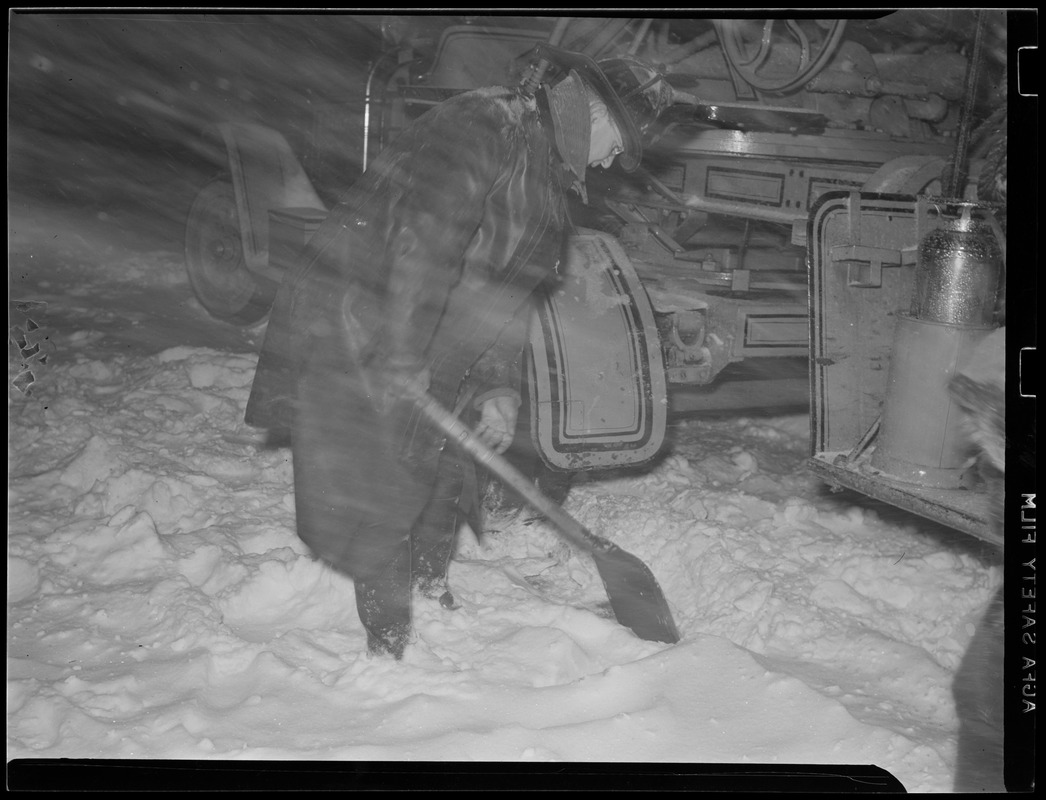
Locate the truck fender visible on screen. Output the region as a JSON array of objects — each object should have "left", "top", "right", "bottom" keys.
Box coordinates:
[
  {"left": 214, "top": 122, "right": 328, "bottom": 280},
  {"left": 528, "top": 231, "right": 667, "bottom": 471}
]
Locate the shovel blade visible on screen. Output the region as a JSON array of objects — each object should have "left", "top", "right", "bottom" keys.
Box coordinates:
[
  {"left": 593, "top": 547, "right": 680, "bottom": 644},
  {"left": 410, "top": 387, "right": 680, "bottom": 644}
]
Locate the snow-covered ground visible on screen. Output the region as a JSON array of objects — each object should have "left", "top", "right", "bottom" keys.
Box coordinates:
[{"left": 7, "top": 193, "right": 1001, "bottom": 791}]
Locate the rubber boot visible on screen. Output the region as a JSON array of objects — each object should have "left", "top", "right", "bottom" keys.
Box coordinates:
[{"left": 354, "top": 541, "right": 413, "bottom": 659}]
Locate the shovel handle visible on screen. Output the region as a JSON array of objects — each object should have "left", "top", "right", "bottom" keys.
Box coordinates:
[
  {"left": 412, "top": 388, "right": 681, "bottom": 645},
  {"left": 410, "top": 390, "right": 611, "bottom": 557}
]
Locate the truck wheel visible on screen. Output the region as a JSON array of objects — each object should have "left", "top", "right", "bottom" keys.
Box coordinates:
[{"left": 185, "top": 178, "right": 275, "bottom": 325}]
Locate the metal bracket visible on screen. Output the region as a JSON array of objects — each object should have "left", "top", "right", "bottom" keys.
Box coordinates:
[
  {"left": 829, "top": 244, "right": 916, "bottom": 288},
  {"left": 828, "top": 190, "right": 918, "bottom": 287}
]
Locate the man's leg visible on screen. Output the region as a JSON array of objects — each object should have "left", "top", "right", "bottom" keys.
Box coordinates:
[
  {"left": 411, "top": 447, "right": 465, "bottom": 605},
  {"left": 292, "top": 359, "right": 433, "bottom": 658},
  {"left": 353, "top": 527, "right": 413, "bottom": 659}
]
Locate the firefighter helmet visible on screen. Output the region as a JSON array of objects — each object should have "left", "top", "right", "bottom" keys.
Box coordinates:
[{"left": 594, "top": 55, "right": 674, "bottom": 171}]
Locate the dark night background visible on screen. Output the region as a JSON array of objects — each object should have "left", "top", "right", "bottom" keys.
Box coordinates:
[{"left": 9, "top": 11, "right": 391, "bottom": 239}]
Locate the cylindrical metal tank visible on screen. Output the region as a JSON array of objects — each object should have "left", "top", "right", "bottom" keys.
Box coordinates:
[
  {"left": 911, "top": 203, "right": 1002, "bottom": 325},
  {"left": 871, "top": 202, "right": 1003, "bottom": 488},
  {"left": 870, "top": 314, "right": 994, "bottom": 488}
]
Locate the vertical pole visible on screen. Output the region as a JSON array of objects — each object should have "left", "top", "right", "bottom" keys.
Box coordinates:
[{"left": 946, "top": 11, "right": 988, "bottom": 199}]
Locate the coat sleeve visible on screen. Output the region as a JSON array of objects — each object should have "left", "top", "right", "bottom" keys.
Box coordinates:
[
  {"left": 468, "top": 295, "right": 532, "bottom": 410},
  {"left": 377, "top": 95, "right": 517, "bottom": 372}
]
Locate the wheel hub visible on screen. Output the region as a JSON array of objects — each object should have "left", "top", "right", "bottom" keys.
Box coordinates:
[{"left": 208, "top": 236, "right": 241, "bottom": 268}]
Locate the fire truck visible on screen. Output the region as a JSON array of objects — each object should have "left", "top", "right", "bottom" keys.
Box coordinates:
[{"left": 185, "top": 13, "right": 1012, "bottom": 543}]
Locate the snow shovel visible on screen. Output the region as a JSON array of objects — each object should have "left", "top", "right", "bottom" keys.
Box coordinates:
[{"left": 411, "top": 389, "right": 681, "bottom": 645}]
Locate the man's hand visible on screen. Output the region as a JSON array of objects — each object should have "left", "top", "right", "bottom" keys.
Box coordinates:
[{"left": 474, "top": 394, "right": 519, "bottom": 454}]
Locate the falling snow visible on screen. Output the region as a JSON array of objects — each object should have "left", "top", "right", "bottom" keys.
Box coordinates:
[
  {"left": 8, "top": 196, "right": 1001, "bottom": 791},
  {"left": 8, "top": 12, "right": 1007, "bottom": 792}
]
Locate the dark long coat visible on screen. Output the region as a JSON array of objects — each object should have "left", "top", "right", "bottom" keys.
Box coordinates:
[{"left": 245, "top": 86, "right": 570, "bottom": 580}]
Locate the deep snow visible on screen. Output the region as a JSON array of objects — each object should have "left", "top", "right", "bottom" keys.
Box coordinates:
[{"left": 7, "top": 195, "right": 1002, "bottom": 791}]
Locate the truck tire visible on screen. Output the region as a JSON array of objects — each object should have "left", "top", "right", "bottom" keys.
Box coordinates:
[{"left": 184, "top": 178, "right": 276, "bottom": 325}]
